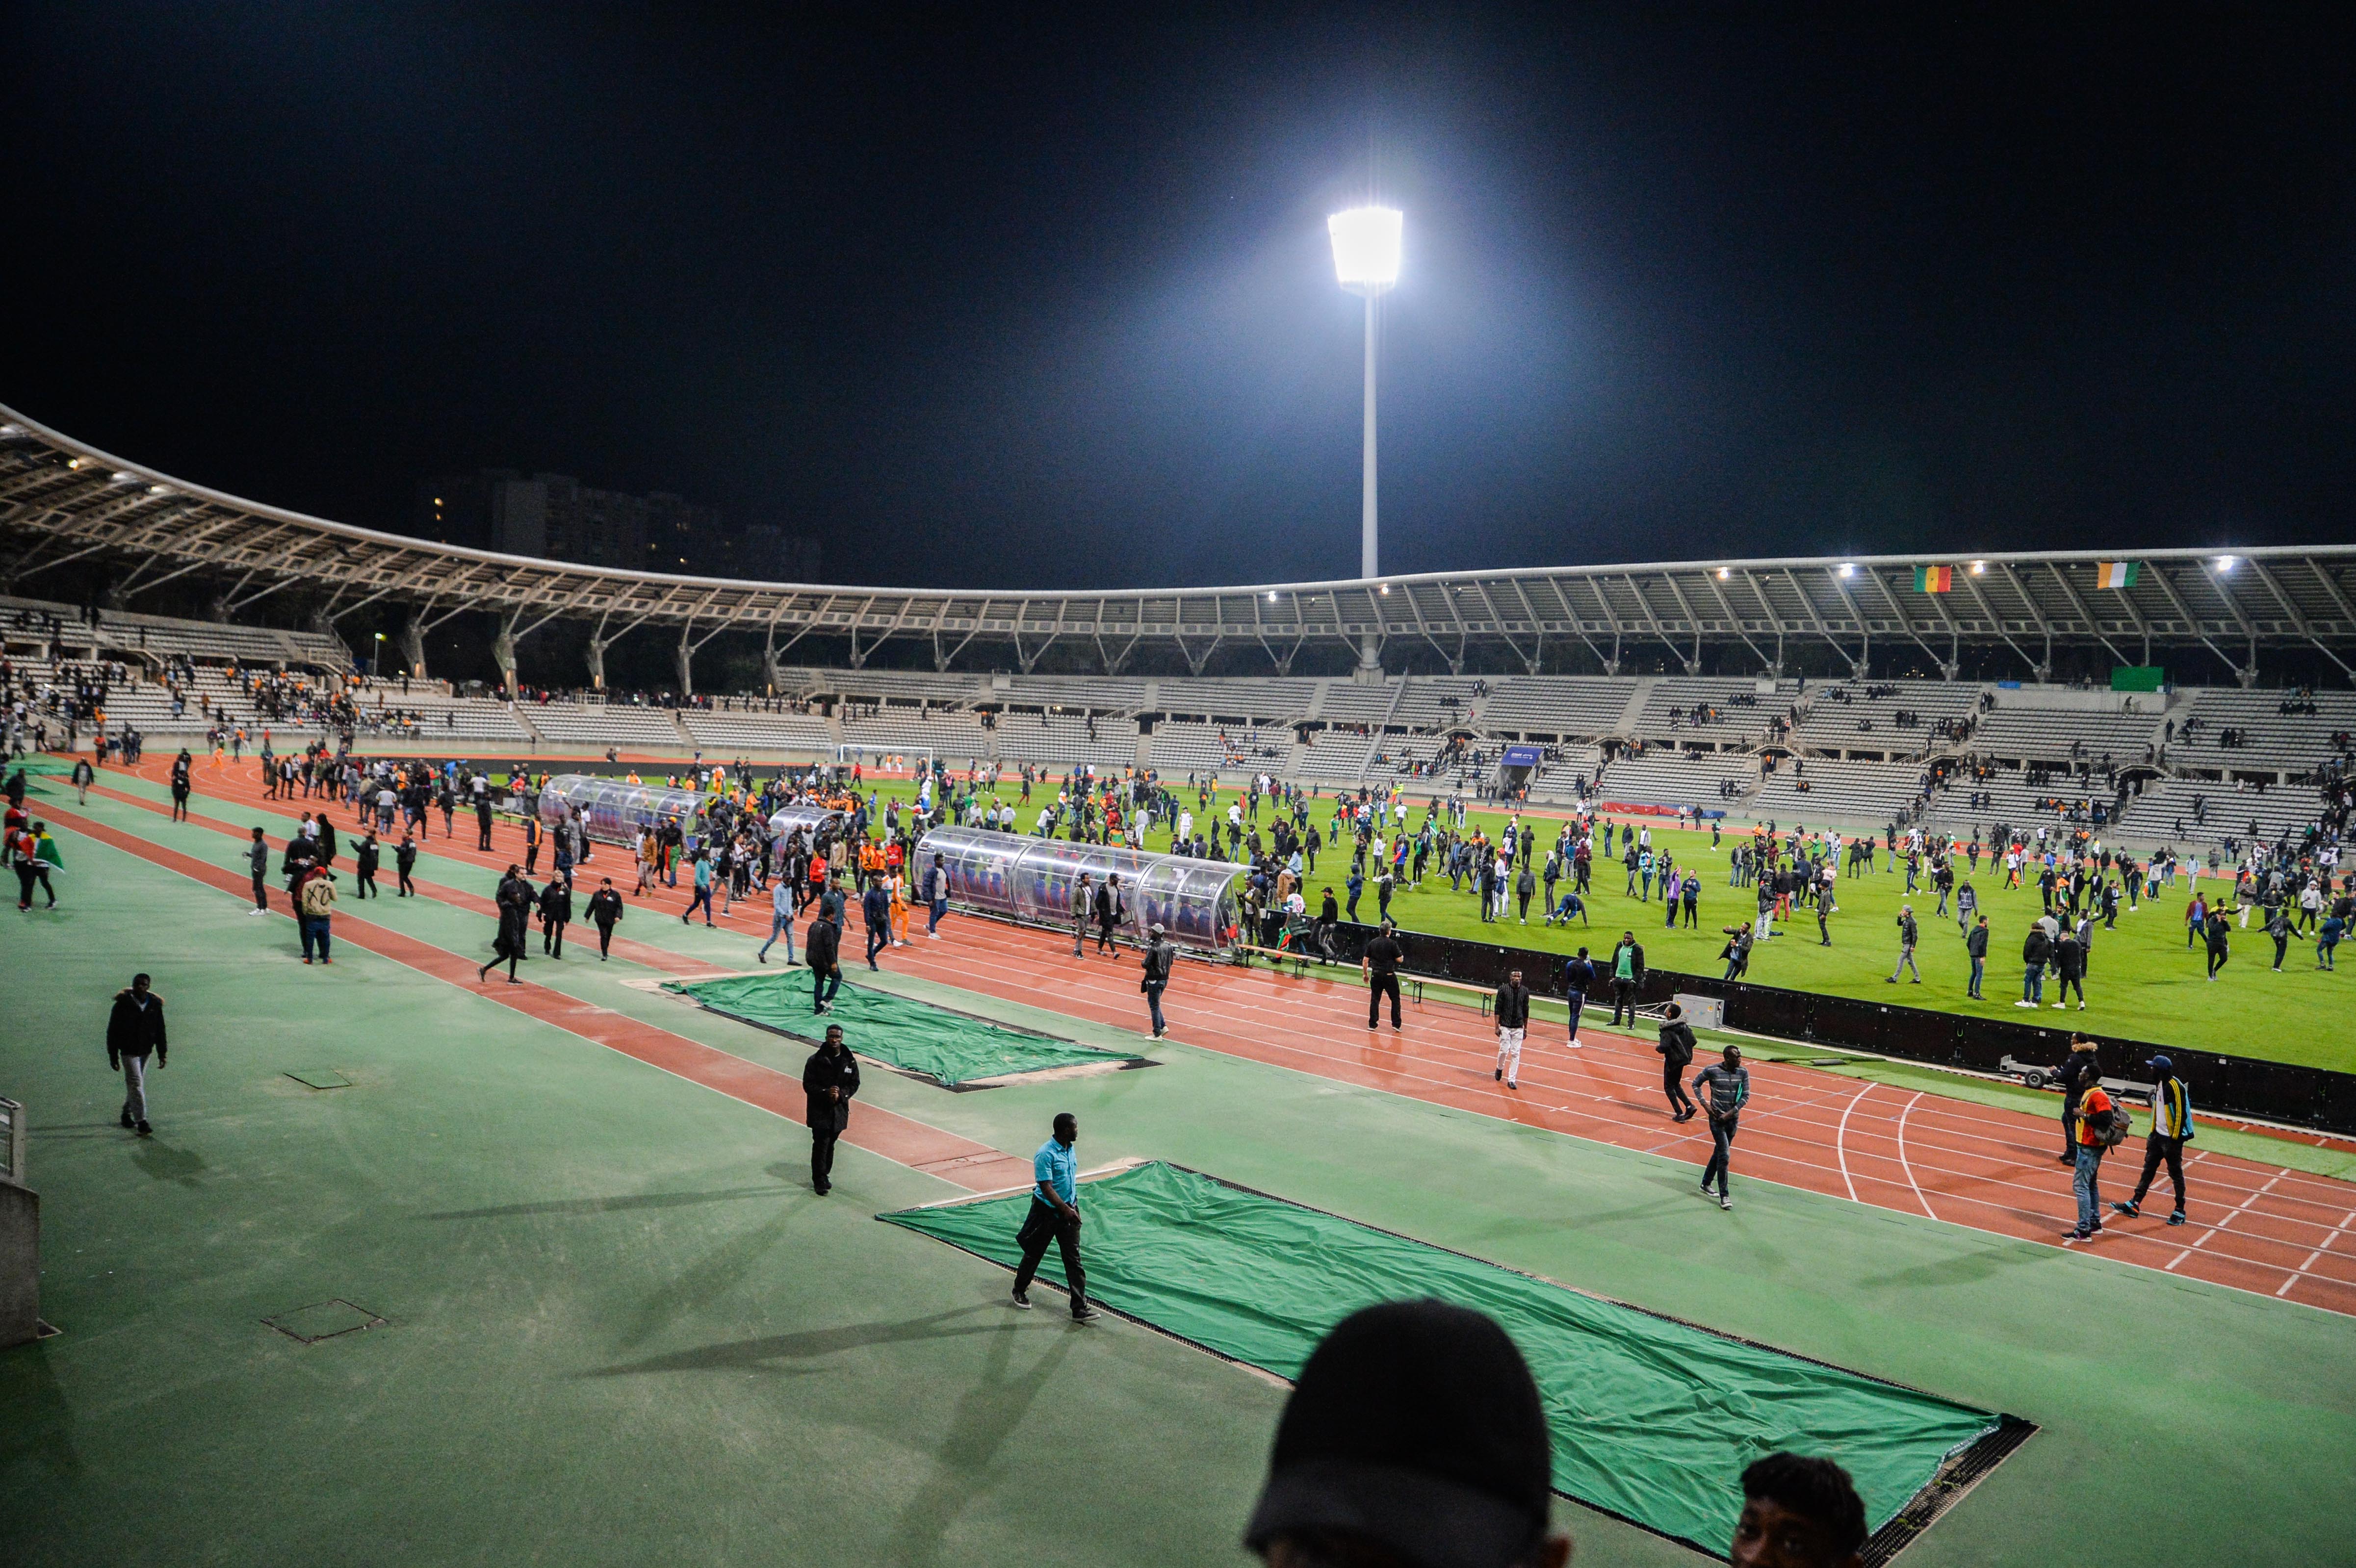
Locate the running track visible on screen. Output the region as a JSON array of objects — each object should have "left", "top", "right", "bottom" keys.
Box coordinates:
[{"left": 71, "top": 755, "right": 2356, "bottom": 1316}]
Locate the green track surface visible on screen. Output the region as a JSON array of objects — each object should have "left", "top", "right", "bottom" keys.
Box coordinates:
[
  {"left": 665, "top": 971, "right": 1133, "bottom": 1086},
  {"left": 884, "top": 1161, "right": 2002, "bottom": 1553},
  {"left": 5, "top": 781, "right": 2354, "bottom": 1566}
]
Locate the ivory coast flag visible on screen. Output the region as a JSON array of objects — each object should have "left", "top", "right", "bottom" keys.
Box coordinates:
[
  {"left": 2095, "top": 561, "right": 2141, "bottom": 589},
  {"left": 1913, "top": 565, "right": 1952, "bottom": 593}
]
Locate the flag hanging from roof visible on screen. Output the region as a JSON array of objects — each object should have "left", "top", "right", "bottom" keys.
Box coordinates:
[
  {"left": 2095, "top": 561, "right": 2141, "bottom": 589},
  {"left": 1913, "top": 566, "right": 1952, "bottom": 593}
]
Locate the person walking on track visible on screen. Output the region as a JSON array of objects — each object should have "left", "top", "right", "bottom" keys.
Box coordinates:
[
  {"left": 246, "top": 825, "right": 270, "bottom": 915},
  {"left": 1094, "top": 872, "right": 1124, "bottom": 954},
  {"left": 587, "top": 877, "right": 625, "bottom": 960},
  {"left": 169, "top": 749, "right": 193, "bottom": 822},
  {"left": 801, "top": 1024, "right": 859, "bottom": 1196},
  {"left": 2068, "top": 1075, "right": 2122, "bottom": 1240},
  {"left": 1362, "top": 919, "right": 1405, "bottom": 1030},
  {"left": 395, "top": 833, "right": 418, "bottom": 897},
  {"left": 1070, "top": 872, "right": 1094, "bottom": 957},
  {"left": 806, "top": 906, "right": 843, "bottom": 1014},
  {"left": 1560, "top": 947, "right": 1593, "bottom": 1048},
  {"left": 1657, "top": 1002, "right": 1697, "bottom": 1120},
  {"left": 2055, "top": 1035, "right": 2100, "bottom": 1163},
  {"left": 682, "top": 849, "right": 717, "bottom": 927},
  {"left": 2114, "top": 1054, "right": 2193, "bottom": 1227},
  {"left": 71, "top": 756, "right": 93, "bottom": 804},
  {"left": 1692, "top": 1042, "right": 1749, "bottom": 1209},
  {"left": 479, "top": 865, "right": 531, "bottom": 984},
  {"left": 1010, "top": 1112, "right": 1100, "bottom": 1321},
  {"left": 1493, "top": 967, "right": 1531, "bottom": 1090},
  {"left": 1607, "top": 931, "right": 1644, "bottom": 1026},
  {"left": 106, "top": 972, "right": 167, "bottom": 1137},
  {"left": 756, "top": 869, "right": 795, "bottom": 963},
  {"left": 1140, "top": 922, "right": 1174, "bottom": 1039}
]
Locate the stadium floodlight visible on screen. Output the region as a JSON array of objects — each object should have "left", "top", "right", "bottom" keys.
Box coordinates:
[
  {"left": 1838, "top": 563, "right": 1856, "bottom": 577},
  {"left": 2216, "top": 555, "right": 2237, "bottom": 572},
  {"left": 1330, "top": 206, "right": 1402, "bottom": 676},
  {"left": 1328, "top": 206, "right": 1403, "bottom": 291}
]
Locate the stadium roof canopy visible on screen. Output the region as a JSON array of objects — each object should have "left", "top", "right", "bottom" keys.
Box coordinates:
[{"left": 5, "top": 400, "right": 2356, "bottom": 683}]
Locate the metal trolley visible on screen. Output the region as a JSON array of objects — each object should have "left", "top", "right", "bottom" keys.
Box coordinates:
[
  {"left": 536, "top": 774, "right": 711, "bottom": 850},
  {"left": 915, "top": 826, "right": 1243, "bottom": 952}
]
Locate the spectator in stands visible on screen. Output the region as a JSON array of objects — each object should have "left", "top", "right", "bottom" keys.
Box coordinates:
[
  {"left": 1729, "top": 1452, "right": 1868, "bottom": 1568},
  {"left": 1243, "top": 1299, "right": 1570, "bottom": 1568}
]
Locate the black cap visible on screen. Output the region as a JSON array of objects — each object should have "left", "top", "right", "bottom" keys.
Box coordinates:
[{"left": 1244, "top": 1300, "right": 1552, "bottom": 1568}]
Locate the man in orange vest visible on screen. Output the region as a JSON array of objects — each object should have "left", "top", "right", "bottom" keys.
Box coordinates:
[{"left": 2068, "top": 1069, "right": 2120, "bottom": 1241}]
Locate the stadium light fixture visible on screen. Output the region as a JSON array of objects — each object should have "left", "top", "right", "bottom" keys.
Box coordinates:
[
  {"left": 1970, "top": 561, "right": 1985, "bottom": 574},
  {"left": 148, "top": 484, "right": 171, "bottom": 495},
  {"left": 2216, "top": 555, "right": 2236, "bottom": 572},
  {"left": 1330, "top": 205, "right": 1401, "bottom": 677},
  {"left": 1838, "top": 563, "right": 1856, "bottom": 577},
  {"left": 1716, "top": 567, "right": 1730, "bottom": 580}
]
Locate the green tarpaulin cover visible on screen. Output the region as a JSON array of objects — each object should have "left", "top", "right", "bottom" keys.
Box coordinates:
[
  {"left": 664, "top": 972, "right": 1133, "bottom": 1087},
  {"left": 882, "top": 1162, "right": 2003, "bottom": 1553}
]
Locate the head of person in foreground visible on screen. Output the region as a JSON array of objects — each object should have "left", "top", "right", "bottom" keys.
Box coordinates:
[
  {"left": 1730, "top": 1451, "right": 1867, "bottom": 1568},
  {"left": 1243, "top": 1299, "right": 1570, "bottom": 1568}
]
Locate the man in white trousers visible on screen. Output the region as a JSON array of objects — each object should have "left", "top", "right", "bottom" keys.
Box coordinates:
[{"left": 1493, "top": 968, "right": 1532, "bottom": 1091}]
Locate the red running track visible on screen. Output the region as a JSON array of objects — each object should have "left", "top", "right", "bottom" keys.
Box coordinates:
[{"left": 103, "top": 754, "right": 2356, "bottom": 1316}]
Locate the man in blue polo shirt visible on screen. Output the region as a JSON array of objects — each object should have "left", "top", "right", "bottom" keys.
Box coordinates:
[{"left": 1010, "top": 1112, "right": 1100, "bottom": 1321}]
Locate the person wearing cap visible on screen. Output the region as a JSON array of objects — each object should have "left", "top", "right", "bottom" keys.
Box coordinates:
[
  {"left": 1010, "top": 1112, "right": 1099, "bottom": 1320},
  {"left": 1730, "top": 1452, "right": 1868, "bottom": 1568},
  {"left": 1140, "top": 922, "right": 1175, "bottom": 1039},
  {"left": 1243, "top": 1299, "right": 1571, "bottom": 1568},
  {"left": 801, "top": 1023, "right": 858, "bottom": 1196},
  {"left": 2114, "top": 1055, "right": 2193, "bottom": 1226},
  {"left": 1492, "top": 968, "right": 1531, "bottom": 1090}
]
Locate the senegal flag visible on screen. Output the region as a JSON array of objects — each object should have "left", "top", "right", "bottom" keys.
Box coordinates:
[
  {"left": 2095, "top": 561, "right": 2141, "bottom": 589},
  {"left": 1913, "top": 566, "right": 1952, "bottom": 593}
]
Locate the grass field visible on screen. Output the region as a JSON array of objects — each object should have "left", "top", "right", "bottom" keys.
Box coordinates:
[
  {"left": 816, "top": 774, "right": 2350, "bottom": 1071},
  {"left": 4, "top": 773, "right": 2354, "bottom": 1567}
]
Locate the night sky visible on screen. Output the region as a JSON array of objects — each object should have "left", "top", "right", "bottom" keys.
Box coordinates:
[{"left": 5, "top": 5, "right": 2353, "bottom": 594}]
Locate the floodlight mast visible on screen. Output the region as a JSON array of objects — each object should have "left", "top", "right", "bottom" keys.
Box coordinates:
[{"left": 1328, "top": 206, "right": 1401, "bottom": 677}]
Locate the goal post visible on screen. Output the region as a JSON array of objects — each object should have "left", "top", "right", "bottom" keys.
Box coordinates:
[{"left": 835, "top": 743, "right": 934, "bottom": 781}]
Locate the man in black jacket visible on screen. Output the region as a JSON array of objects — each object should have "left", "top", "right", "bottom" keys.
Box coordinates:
[
  {"left": 807, "top": 910, "right": 843, "bottom": 1013},
  {"left": 2055, "top": 1035, "right": 2100, "bottom": 1165},
  {"left": 479, "top": 866, "right": 532, "bottom": 984},
  {"left": 1966, "top": 915, "right": 1989, "bottom": 998},
  {"left": 1656, "top": 1002, "right": 1697, "bottom": 1121},
  {"left": 586, "top": 877, "right": 624, "bottom": 960},
  {"left": 860, "top": 878, "right": 892, "bottom": 971},
  {"left": 106, "top": 973, "right": 167, "bottom": 1136},
  {"left": 1361, "top": 920, "right": 1405, "bottom": 1030},
  {"left": 801, "top": 1024, "right": 859, "bottom": 1195},
  {"left": 1095, "top": 873, "right": 1124, "bottom": 953},
  {"left": 1139, "top": 923, "right": 1175, "bottom": 1038},
  {"left": 1560, "top": 949, "right": 1594, "bottom": 1048},
  {"left": 395, "top": 833, "right": 419, "bottom": 897},
  {"left": 538, "top": 876, "right": 572, "bottom": 957},
  {"left": 353, "top": 831, "right": 380, "bottom": 899},
  {"left": 2018, "top": 923, "right": 2050, "bottom": 1007},
  {"left": 1492, "top": 968, "right": 1531, "bottom": 1089}
]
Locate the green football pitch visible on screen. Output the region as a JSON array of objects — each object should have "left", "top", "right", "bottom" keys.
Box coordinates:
[
  {"left": 846, "top": 776, "right": 2351, "bottom": 1072},
  {"left": 4, "top": 778, "right": 2354, "bottom": 1567}
]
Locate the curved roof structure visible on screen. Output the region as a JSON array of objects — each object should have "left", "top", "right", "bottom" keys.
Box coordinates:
[{"left": 4, "top": 400, "right": 2353, "bottom": 680}]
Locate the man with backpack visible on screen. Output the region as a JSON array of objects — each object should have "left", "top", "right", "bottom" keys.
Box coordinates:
[
  {"left": 2068, "top": 1073, "right": 2126, "bottom": 1241},
  {"left": 1656, "top": 1002, "right": 1697, "bottom": 1121},
  {"left": 2055, "top": 1034, "right": 2101, "bottom": 1164},
  {"left": 2114, "top": 1055, "right": 2193, "bottom": 1227},
  {"left": 1139, "top": 923, "right": 1175, "bottom": 1040}
]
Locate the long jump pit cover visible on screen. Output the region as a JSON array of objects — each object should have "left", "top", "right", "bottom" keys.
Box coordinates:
[
  {"left": 881, "top": 1161, "right": 2023, "bottom": 1559},
  {"left": 662, "top": 972, "right": 1135, "bottom": 1087}
]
